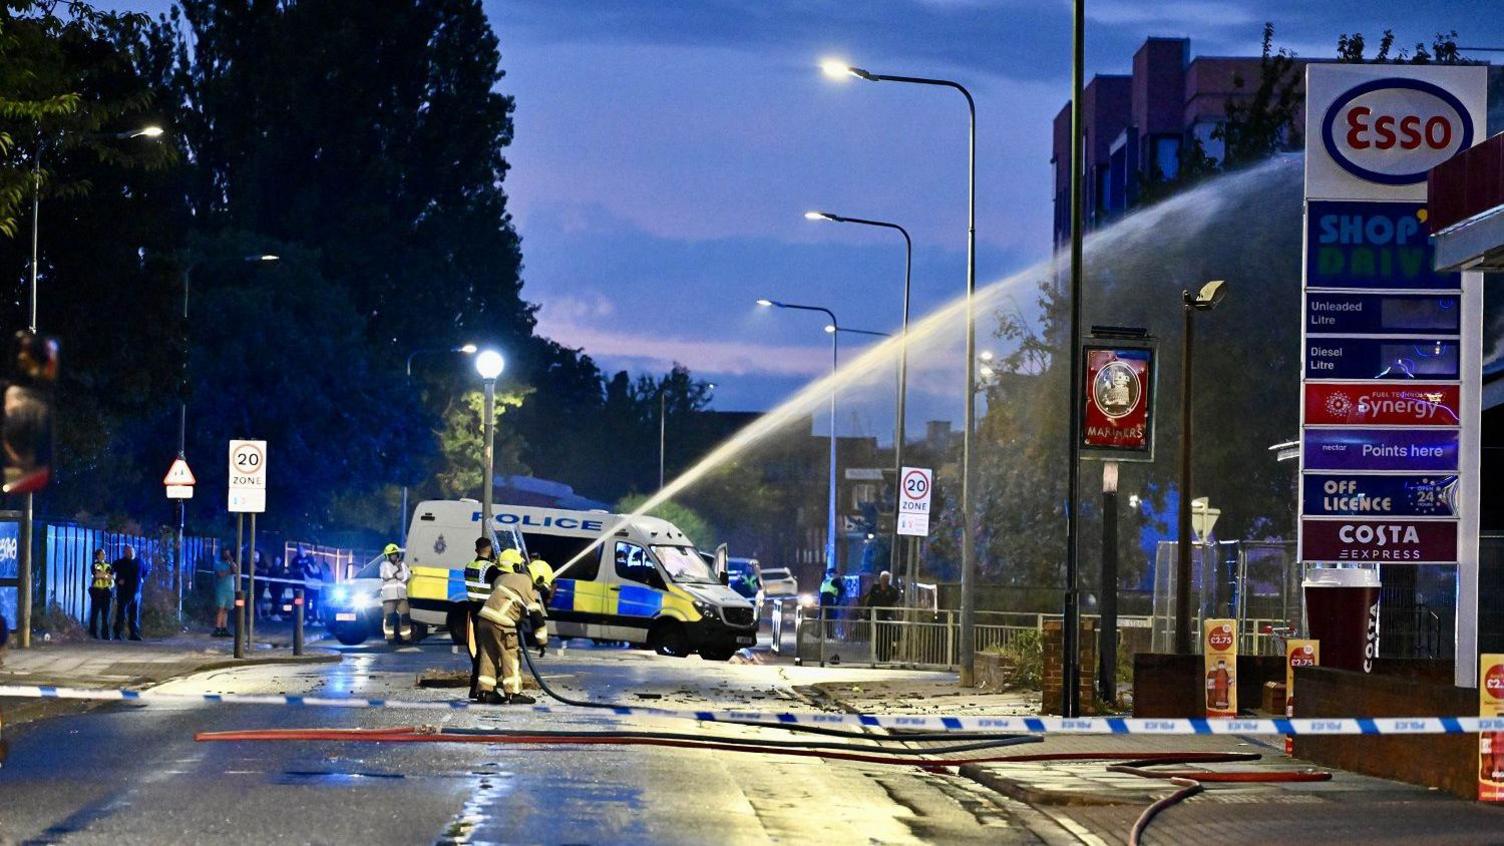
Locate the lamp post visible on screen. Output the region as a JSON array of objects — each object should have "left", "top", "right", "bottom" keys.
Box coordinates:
[
  {"left": 402, "top": 344, "right": 478, "bottom": 544},
  {"left": 805, "top": 211, "right": 915, "bottom": 601},
  {"left": 1175, "top": 280, "right": 1227, "bottom": 654},
  {"left": 657, "top": 381, "right": 715, "bottom": 491},
  {"left": 16, "top": 124, "right": 163, "bottom": 648},
  {"left": 758, "top": 298, "right": 841, "bottom": 574},
  {"left": 475, "top": 350, "right": 505, "bottom": 533},
  {"left": 821, "top": 59, "right": 980, "bottom": 684}
]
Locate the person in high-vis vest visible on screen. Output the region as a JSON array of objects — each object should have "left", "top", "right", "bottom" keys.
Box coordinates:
[
  {"left": 88, "top": 548, "right": 114, "bottom": 639},
  {"left": 463, "top": 539, "right": 523, "bottom": 699},
  {"left": 378, "top": 542, "right": 412, "bottom": 644},
  {"left": 474, "top": 568, "right": 549, "bottom": 704}
]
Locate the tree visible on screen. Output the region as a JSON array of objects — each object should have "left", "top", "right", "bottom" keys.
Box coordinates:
[
  {"left": 1215, "top": 23, "right": 1302, "bottom": 170},
  {"left": 435, "top": 387, "right": 529, "bottom": 499}
]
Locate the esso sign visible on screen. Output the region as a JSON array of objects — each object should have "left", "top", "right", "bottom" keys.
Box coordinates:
[
  {"left": 1486, "top": 664, "right": 1504, "bottom": 700},
  {"left": 1322, "top": 78, "right": 1474, "bottom": 186}
]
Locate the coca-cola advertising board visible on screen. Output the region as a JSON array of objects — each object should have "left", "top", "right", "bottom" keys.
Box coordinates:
[
  {"left": 1080, "top": 345, "right": 1154, "bottom": 460},
  {"left": 1203, "top": 618, "right": 1237, "bottom": 718},
  {"left": 1303, "top": 383, "right": 1460, "bottom": 426},
  {"left": 1480, "top": 654, "right": 1504, "bottom": 802},
  {"left": 1285, "top": 639, "right": 1320, "bottom": 755}
]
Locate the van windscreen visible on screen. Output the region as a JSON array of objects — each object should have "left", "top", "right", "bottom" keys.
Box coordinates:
[
  {"left": 525, "top": 532, "right": 599, "bottom": 581},
  {"left": 653, "top": 545, "right": 717, "bottom": 585}
]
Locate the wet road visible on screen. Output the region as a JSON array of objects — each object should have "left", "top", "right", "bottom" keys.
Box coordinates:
[{"left": 0, "top": 642, "right": 1044, "bottom": 844}]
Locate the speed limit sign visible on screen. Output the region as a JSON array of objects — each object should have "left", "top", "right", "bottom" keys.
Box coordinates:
[
  {"left": 897, "top": 466, "right": 933, "bottom": 537},
  {"left": 228, "top": 439, "right": 267, "bottom": 513}
]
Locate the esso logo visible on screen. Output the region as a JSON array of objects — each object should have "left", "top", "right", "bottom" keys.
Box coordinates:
[
  {"left": 1485, "top": 664, "right": 1504, "bottom": 700},
  {"left": 1208, "top": 626, "right": 1234, "bottom": 650},
  {"left": 1322, "top": 78, "right": 1474, "bottom": 186}
]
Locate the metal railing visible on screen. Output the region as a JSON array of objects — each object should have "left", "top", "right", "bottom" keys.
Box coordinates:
[{"left": 791, "top": 605, "right": 1292, "bottom": 669}]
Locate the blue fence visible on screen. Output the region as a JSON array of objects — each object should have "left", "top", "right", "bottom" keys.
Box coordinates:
[{"left": 39, "top": 521, "right": 219, "bottom": 624}]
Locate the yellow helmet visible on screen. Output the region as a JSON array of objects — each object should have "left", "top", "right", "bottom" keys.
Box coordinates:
[
  {"left": 527, "top": 558, "right": 555, "bottom": 586},
  {"left": 383, "top": 543, "right": 400, "bottom": 556},
  {"left": 498, "top": 548, "right": 525, "bottom": 566}
]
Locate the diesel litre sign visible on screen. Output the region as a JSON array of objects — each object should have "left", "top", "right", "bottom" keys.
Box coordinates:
[{"left": 1301, "top": 518, "right": 1457, "bottom": 563}]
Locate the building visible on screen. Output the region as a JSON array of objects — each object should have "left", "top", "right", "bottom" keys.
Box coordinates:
[{"left": 1051, "top": 37, "right": 1305, "bottom": 248}]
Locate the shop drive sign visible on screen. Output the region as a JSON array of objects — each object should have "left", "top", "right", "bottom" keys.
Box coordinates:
[{"left": 1298, "top": 64, "right": 1485, "bottom": 574}]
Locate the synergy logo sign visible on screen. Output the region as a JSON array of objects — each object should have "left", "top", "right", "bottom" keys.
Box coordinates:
[{"left": 1322, "top": 78, "right": 1474, "bottom": 186}]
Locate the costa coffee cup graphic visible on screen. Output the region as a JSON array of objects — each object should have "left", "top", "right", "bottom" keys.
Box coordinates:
[{"left": 1303, "top": 567, "right": 1380, "bottom": 673}]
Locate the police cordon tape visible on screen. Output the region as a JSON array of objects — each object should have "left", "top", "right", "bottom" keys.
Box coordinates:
[{"left": 2, "top": 684, "right": 1501, "bottom": 736}]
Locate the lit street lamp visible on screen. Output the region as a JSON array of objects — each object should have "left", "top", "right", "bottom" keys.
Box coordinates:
[
  {"left": 475, "top": 349, "right": 506, "bottom": 533},
  {"left": 15, "top": 124, "right": 163, "bottom": 647},
  {"left": 401, "top": 344, "right": 479, "bottom": 543},
  {"left": 1175, "top": 280, "right": 1227, "bottom": 654},
  {"left": 821, "top": 58, "right": 981, "bottom": 685},
  {"left": 804, "top": 210, "right": 915, "bottom": 600},
  {"left": 758, "top": 298, "right": 842, "bottom": 575}
]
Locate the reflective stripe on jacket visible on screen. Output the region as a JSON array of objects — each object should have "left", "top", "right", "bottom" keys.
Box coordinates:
[
  {"left": 477, "top": 571, "right": 549, "bottom": 645},
  {"left": 379, "top": 557, "right": 410, "bottom": 601},
  {"left": 91, "top": 562, "right": 114, "bottom": 591},
  {"left": 463, "top": 556, "right": 501, "bottom": 603}
]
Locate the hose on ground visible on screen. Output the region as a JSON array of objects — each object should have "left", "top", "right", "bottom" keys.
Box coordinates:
[
  {"left": 1117, "top": 755, "right": 1333, "bottom": 844},
  {"left": 1128, "top": 777, "right": 1201, "bottom": 846}
]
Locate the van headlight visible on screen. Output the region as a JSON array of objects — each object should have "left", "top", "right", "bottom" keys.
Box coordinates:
[{"left": 692, "top": 600, "right": 719, "bottom": 620}]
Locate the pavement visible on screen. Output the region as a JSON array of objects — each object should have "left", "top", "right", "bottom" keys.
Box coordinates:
[
  {"left": 811, "top": 676, "right": 1504, "bottom": 845},
  {"left": 0, "top": 620, "right": 338, "bottom": 729}
]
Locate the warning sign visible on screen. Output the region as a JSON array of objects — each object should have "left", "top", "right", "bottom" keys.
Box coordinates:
[{"left": 164, "top": 457, "right": 195, "bottom": 500}]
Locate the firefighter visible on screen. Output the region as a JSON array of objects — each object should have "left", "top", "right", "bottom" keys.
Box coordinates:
[
  {"left": 463, "top": 539, "right": 519, "bottom": 699},
  {"left": 474, "top": 566, "right": 549, "bottom": 705},
  {"left": 87, "top": 548, "right": 114, "bottom": 639},
  {"left": 526, "top": 552, "right": 554, "bottom": 601},
  {"left": 379, "top": 542, "right": 412, "bottom": 644}
]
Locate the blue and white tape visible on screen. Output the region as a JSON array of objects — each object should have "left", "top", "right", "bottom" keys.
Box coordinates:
[{"left": 2, "top": 685, "right": 1502, "bottom": 736}]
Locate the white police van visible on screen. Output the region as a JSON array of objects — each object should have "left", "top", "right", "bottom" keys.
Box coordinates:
[{"left": 497, "top": 505, "right": 757, "bottom": 660}]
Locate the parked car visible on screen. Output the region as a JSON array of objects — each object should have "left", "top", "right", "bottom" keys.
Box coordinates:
[{"left": 756, "top": 567, "right": 798, "bottom": 607}]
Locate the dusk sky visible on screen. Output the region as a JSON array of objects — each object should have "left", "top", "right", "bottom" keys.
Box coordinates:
[{"left": 117, "top": 1, "right": 1504, "bottom": 439}]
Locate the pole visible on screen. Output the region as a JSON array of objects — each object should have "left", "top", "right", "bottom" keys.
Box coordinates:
[
  {"left": 177, "top": 265, "right": 189, "bottom": 624},
  {"left": 16, "top": 141, "right": 41, "bottom": 648},
  {"left": 292, "top": 588, "right": 304, "bottom": 656},
  {"left": 659, "top": 390, "right": 667, "bottom": 491},
  {"left": 482, "top": 377, "right": 496, "bottom": 531},
  {"left": 1061, "top": 0, "right": 1086, "bottom": 716},
  {"left": 1176, "top": 299, "right": 1195, "bottom": 654},
  {"left": 234, "top": 514, "right": 245, "bottom": 659},
  {"left": 827, "top": 327, "right": 839, "bottom": 574},
  {"left": 247, "top": 513, "right": 256, "bottom": 650},
  {"left": 1099, "top": 461, "right": 1120, "bottom": 706},
  {"left": 893, "top": 228, "right": 914, "bottom": 608}
]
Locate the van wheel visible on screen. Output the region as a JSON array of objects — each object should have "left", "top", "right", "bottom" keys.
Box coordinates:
[
  {"left": 700, "top": 648, "right": 736, "bottom": 661},
  {"left": 333, "top": 625, "right": 368, "bottom": 646},
  {"left": 649, "top": 621, "right": 690, "bottom": 657},
  {"left": 408, "top": 623, "right": 428, "bottom": 643},
  {"left": 446, "top": 608, "right": 469, "bottom": 646}
]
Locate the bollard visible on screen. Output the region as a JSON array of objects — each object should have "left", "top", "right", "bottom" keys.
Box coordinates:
[
  {"left": 233, "top": 591, "right": 245, "bottom": 659},
  {"left": 292, "top": 589, "right": 304, "bottom": 656}
]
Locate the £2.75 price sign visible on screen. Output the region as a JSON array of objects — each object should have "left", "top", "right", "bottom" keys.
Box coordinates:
[
  {"left": 228, "top": 439, "right": 267, "bottom": 513},
  {"left": 897, "top": 466, "right": 933, "bottom": 538}
]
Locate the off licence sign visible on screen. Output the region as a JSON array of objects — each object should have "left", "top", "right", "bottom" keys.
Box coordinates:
[
  {"left": 227, "top": 439, "right": 267, "bottom": 513},
  {"left": 897, "top": 466, "right": 932, "bottom": 538}
]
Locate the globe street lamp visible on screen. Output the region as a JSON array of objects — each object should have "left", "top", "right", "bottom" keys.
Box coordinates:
[
  {"left": 820, "top": 59, "right": 980, "bottom": 684},
  {"left": 805, "top": 210, "right": 915, "bottom": 601},
  {"left": 1175, "top": 280, "right": 1227, "bottom": 654},
  {"left": 475, "top": 350, "right": 506, "bottom": 533},
  {"left": 758, "top": 298, "right": 841, "bottom": 576}
]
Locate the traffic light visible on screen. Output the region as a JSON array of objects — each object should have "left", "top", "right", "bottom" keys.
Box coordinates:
[{"left": 2, "top": 330, "right": 58, "bottom": 496}]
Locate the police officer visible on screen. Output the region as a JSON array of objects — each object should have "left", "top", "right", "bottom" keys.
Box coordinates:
[
  {"left": 819, "top": 571, "right": 843, "bottom": 610},
  {"left": 379, "top": 542, "right": 412, "bottom": 644},
  {"left": 87, "top": 548, "right": 114, "bottom": 639},
  {"left": 474, "top": 566, "right": 549, "bottom": 705},
  {"left": 463, "top": 537, "right": 507, "bottom": 699}
]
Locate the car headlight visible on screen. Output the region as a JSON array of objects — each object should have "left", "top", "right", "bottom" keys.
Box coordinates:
[
  {"left": 353, "top": 592, "right": 379, "bottom": 610},
  {"left": 329, "top": 586, "right": 350, "bottom": 604},
  {"left": 692, "top": 600, "right": 719, "bottom": 620}
]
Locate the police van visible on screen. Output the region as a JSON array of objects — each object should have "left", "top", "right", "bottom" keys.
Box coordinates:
[
  {"left": 401, "top": 499, "right": 528, "bottom": 644},
  {"left": 498, "top": 505, "right": 757, "bottom": 660}
]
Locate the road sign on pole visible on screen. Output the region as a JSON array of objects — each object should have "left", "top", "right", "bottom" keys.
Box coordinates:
[
  {"left": 227, "top": 440, "right": 267, "bottom": 513},
  {"left": 164, "top": 457, "right": 195, "bottom": 500},
  {"left": 896, "top": 466, "right": 933, "bottom": 537}
]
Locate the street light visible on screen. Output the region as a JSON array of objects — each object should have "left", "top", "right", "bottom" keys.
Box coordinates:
[
  {"left": 823, "top": 59, "right": 980, "bottom": 685},
  {"left": 758, "top": 298, "right": 842, "bottom": 576},
  {"left": 1175, "top": 280, "right": 1228, "bottom": 654},
  {"left": 804, "top": 209, "right": 916, "bottom": 599},
  {"left": 401, "top": 343, "right": 479, "bottom": 543},
  {"left": 475, "top": 350, "right": 506, "bottom": 534}
]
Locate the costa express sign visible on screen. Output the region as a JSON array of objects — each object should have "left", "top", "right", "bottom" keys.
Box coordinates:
[
  {"left": 1300, "top": 518, "right": 1457, "bottom": 563},
  {"left": 1323, "top": 78, "right": 1473, "bottom": 186}
]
